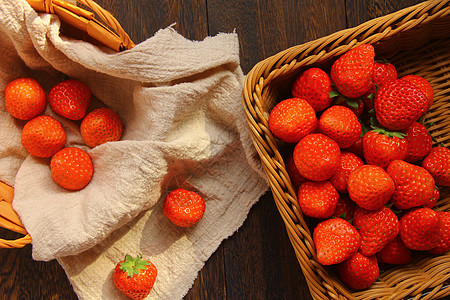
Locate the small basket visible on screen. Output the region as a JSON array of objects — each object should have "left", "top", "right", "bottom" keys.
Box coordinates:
[
  {"left": 241, "top": 0, "right": 450, "bottom": 299},
  {"left": 0, "top": 0, "right": 134, "bottom": 249}
]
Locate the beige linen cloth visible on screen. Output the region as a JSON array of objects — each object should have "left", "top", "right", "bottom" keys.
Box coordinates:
[{"left": 0, "top": 0, "right": 268, "bottom": 299}]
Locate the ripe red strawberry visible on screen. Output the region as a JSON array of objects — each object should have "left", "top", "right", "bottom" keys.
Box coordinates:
[
  {"left": 376, "top": 236, "right": 411, "bottom": 265},
  {"left": 422, "top": 146, "right": 450, "bottom": 186},
  {"left": 429, "top": 211, "right": 450, "bottom": 255},
  {"left": 329, "top": 151, "right": 364, "bottom": 193},
  {"left": 293, "top": 133, "right": 341, "bottom": 181},
  {"left": 372, "top": 60, "right": 397, "bottom": 87},
  {"left": 113, "top": 254, "right": 157, "bottom": 300},
  {"left": 403, "top": 122, "right": 432, "bottom": 162},
  {"left": 48, "top": 79, "right": 91, "bottom": 120},
  {"left": 291, "top": 67, "right": 333, "bottom": 112},
  {"left": 319, "top": 105, "right": 361, "bottom": 149},
  {"left": 401, "top": 74, "right": 434, "bottom": 109},
  {"left": 331, "top": 44, "right": 375, "bottom": 98},
  {"left": 347, "top": 165, "right": 395, "bottom": 210},
  {"left": 387, "top": 160, "right": 435, "bottom": 210},
  {"left": 374, "top": 79, "right": 429, "bottom": 131},
  {"left": 362, "top": 129, "right": 408, "bottom": 169},
  {"left": 332, "top": 194, "right": 357, "bottom": 221},
  {"left": 268, "top": 98, "right": 317, "bottom": 144},
  {"left": 81, "top": 108, "right": 123, "bottom": 148},
  {"left": 353, "top": 206, "right": 400, "bottom": 256},
  {"left": 346, "top": 136, "right": 364, "bottom": 159},
  {"left": 21, "top": 115, "right": 66, "bottom": 158},
  {"left": 297, "top": 181, "right": 339, "bottom": 219},
  {"left": 163, "top": 188, "right": 206, "bottom": 227},
  {"left": 313, "top": 218, "right": 360, "bottom": 265},
  {"left": 50, "top": 147, "right": 93, "bottom": 191},
  {"left": 337, "top": 252, "right": 379, "bottom": 290},
  {"left": 4, "top": 77, "right": 47, "bottom": 120},
  {"left": 399, "top": 207, "right": 441, "bottom": 251},
  {"left": 424, "top": 186, "right": 440, "bottom": 209},
  {"left": 285, "top": 153, "right": 306, "bottom": 190}
]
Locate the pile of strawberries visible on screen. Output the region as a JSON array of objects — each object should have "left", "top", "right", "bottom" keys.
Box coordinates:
[
  {"left": 268, "top": 44, "right": 450, "bottom": 290},
  {"left": 4, "top": 77, "right": 123, "bottom": 190}
]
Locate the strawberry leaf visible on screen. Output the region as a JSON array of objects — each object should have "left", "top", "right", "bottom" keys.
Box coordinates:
[
  {"left": 119, "top": 254, "right": 151, "bottom": 277},
  {"left": 346, "top": 99, "right": 360, "bottom": 109},
  {"left": 329, "top": 91, "right": 340, "bottom": 99}
]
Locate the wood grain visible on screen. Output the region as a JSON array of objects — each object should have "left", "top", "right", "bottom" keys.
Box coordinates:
[{"left": 0, "top": 0, "right": 431, "bottom": 299}]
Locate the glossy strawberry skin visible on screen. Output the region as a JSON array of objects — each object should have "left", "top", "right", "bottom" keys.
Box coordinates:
[
  {"left": 332, "top": 195, "right": 357, "bottom": 221},
  {"left": 50, "top": 147, "right": 94, "bottom": 191},
  {"left": 424, "top": 186, "right": 440, "bottom": 209},
  {"left": 313, "top": 218, "right": 360, "bottom": 265},
  {"left": 297, "top": 181, "right": 339, "bottom": 219},
  {"left": 353, "top": 206, "right": 400, "bottom": 256},
  {"left": 376, "top": 236, "right": 411, "bottom": 265},
  {"left": 372, "top": 61, "right": 397, "bottom": 87},
  {"left": 374, "top": 79, "right": 429, "bottom": 131},
  {"left": 293, "top": 133, "right": 341, "bottom": 181},
  {"left": 81, "top": 108, "right": 123, "bottom": 148},
  {"left": 429, "top": 211, "right": 450, "bottom": 255},
  {"left": 4, "top": 77, "right": 47, "bottom": 120},
  {"left": 362, "top": 130, "right": 409, "bottom": 169},
  {"left": 337, "top": 252, "right": 379, "bottom": 290},
  {"left": 163, "top": 188, "right": 206, "bottom": 227},
  {"left": 331, "top": 44, "right": 375, "bottom": 98},
  {"left": 401, "top": 74, "right": 433, "bottom": 109},
  {"left": 48, "top": 79, "right": 91, "bottom": 120},
  {"left": 291, "top": 68, "right": 334, "bottom": 112},
  {"left": 404, "top": 122, "right": 433, "bottom": 163},
  {"left": 268, "top": 98, "right": 317, "bottom": 144},
  {"left": 329, "top": 151, "right": 364, "bottom": 193},
  {"left": 319, "top": 105, "right": 362, "bottom": 149},
  {"left": 347, "top": 165, "right": 395, "bottom": 210},
  {"left": 21, "top": 115, "right": 66, "bottom": 158},
  {"left": 422, "top": 146, "right": 450, "bottom": 186},
  {"left": 387, "top": 160, "right": 435, "bottom": 210},
  {"left": 399, "top": 207, "right": 441, "bottom": 251}
]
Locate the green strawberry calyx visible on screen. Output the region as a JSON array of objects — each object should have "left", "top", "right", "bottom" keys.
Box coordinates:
[
  {"left": 120, "top": 254, "right": 151, "bottom": 277},
  {"left": 329, "top": 90, "right": 361, "bottom": 109},
  {"left": 370, "top": 124, "right": 406, "bottom": 139}
]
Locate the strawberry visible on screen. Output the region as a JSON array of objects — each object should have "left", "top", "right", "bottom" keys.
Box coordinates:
[
  {"left": 429, "top": 211, "right": 450, "bottom": 255},
  {"left": 374, "top": 79, "right": 429, "bottom": 131},
  {"left": 332, "top": 194, "right": 357, "bottom": 221},
  {"left": 372, "top": 60, "right": 397, "bottom": 88},
  {"left": 4, "top": 77, "right": 47, "bottom": 120},
  {"left": 330, "top": 44, "right": 375, "bottom": 98},
  {"left": 48, "top": 79, "right": 91, "bottom": 120},
  {"left": 401, "top": 74, "right": 434, "bottom": 109},
  {"left": 285, "top": 153, "right": 306, "bottom": 190},
  {"left": 346, "top": 136, "right": 364, "bottom": 159},
  {"left": 337, "top": 252, "right": 379, "bottom": 290},
  {"left": 318, "top": 105, "right": 361, "bottom": 149},
  {"left": 21, "top": 115, "right": 66, "bottom": 158},
  {"left": 422, "top": 146, "right": 450, "bottom": 186},
  {"left": 268, "top": 98, "right": 317, "bottom": 144},
  {"left": 297, "top": 181, "right": 339, "bottom": 219},
  {"left": 353, "top": 206, "right": 400, "bottom": 256},
  {"left": 403, "top": 122, "right": 433, "bottom": 163},
  {"left": 362, "top": 129, "right": 408, "bottom": 169},
  {"left": 293, "top": 133, "right": 341, "bottom": 181},
  {"left": 399, "top": 207, "right": 441, "bottom": 251},
  {"left": 291, "top": 67, "right": 334, "bottom": 112},
  {"left": 113, "top": 254, "right": 157, "bottom": 300},
  {"left": 163, "top": 188, "right": 206, "bottom": 227},
  {"left": 50, "top": 147, "right": 94, "bottom": 191},
  {"left": 424, "top": 186, "right": 440, "bottom": 209},
  {"left": 81, "top": 107, "right": 123, "bottom": 148},
  {"left": 376, "top": 236, "right": 411, "bottom": 265},
  {"left": 347, "top": 165, "right": 394, "bottom": 210},
  {"left": 313, "top": 218, "right": 360, "bottom": 265},
  {"left": 329, "top": 151, "right": 364, "bottom": 193},
  {"left": 387, "top": 160, "right": 435, "bottom": 210}
]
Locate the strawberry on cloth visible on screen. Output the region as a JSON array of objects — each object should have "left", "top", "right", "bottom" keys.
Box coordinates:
[{"left": 0, "top": 1, "right": 268, "bottom": 299}]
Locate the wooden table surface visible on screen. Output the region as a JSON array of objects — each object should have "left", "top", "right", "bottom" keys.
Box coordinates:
[{"left": 0, "top": 0, "right": 430, "bottom": 299}]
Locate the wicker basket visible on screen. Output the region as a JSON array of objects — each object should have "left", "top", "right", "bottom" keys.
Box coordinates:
[
  {"left": 241, "top": 0, "right": 450, "bottom": 299},
  {"left": 0, "top": 0, "right": 133, "bottom": 249}
]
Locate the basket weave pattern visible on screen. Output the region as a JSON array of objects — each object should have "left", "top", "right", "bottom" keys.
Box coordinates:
[{"left": 242, "top": 1, "right": 450, "bottom": 299}]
